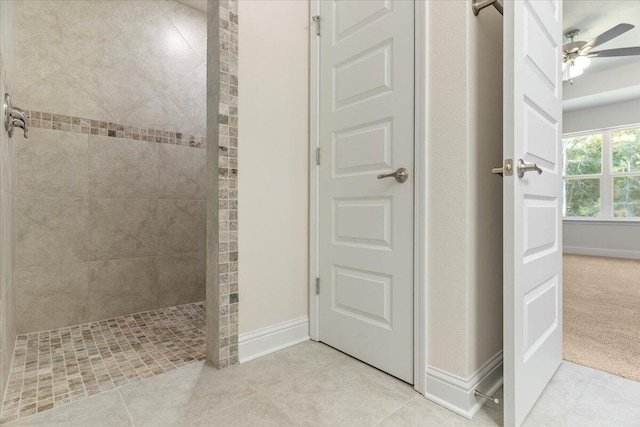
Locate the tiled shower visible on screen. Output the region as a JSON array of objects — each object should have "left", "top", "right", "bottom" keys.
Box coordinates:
[{"left": 0, "top": 0, "right": 217, "bottom": 422}]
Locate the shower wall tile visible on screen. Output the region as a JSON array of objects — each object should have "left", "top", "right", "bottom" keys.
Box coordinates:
[
  {"left": 158, "top": 143, "right": 207, "bottom": 200},
  {"left": 67, "top": 38, "right": 165, "bottom": 122},
  {"left": 158, "top": 199, "right": 206, "bottom": 254},
  {"left": 123, "top": 93, "right": 196, "bottom": 135},
  {"left": 123, "top": 14, "right": 202, "bottom": 89},
  {"left": 17, "top": 128, "right": 88, "bottom": 197},
  {"left": 15, "top": 124, "right": 206, "bottom": 333},
  {"left": 168, "top": 3, "right": 208, "bottom": 60},
  {"left": 0, "top": 190, "right": 16, "bottom": 394},
  {"left": 89, "top": 0, "right": 175, "bottom": 36},
  {"left": 15, "top": 69, "right": 114, "bottom": 123},
  {"left": 13, "top": 41, "right": 60, "bottom": 92},
  {"left": 17, "top": 197, "right": 88, "bottom": 268},
  {"left": 0, "top": 1, "right": 17, "bottom": 398},
  {"left": 211, "top": 0, "right": 239, "bottom": 368},
  {"left": 88, "top": 135, "right": 158, "bottom": 199},
  {"left": 14, "top": 0, "right": 207, "bottom": 135},
  {"left": 158, "top": 252, "right": 206, "bottom": 307},
  {"left": 15, "top": 263, "right": 89, "bottom": 333},
  {"left": 166, "top": 63, "right": 208, "bottom": 135},
  {"left": 16, "top": 0, "right": 112, "bottom": 66},
  {"left": 88, "top": 257, "right": 159, "bottom": 320},
  {"left": 88, "top": 198, "right": 159, "bottom": 261}
]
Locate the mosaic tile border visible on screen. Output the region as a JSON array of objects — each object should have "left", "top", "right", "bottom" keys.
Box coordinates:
[
  {"left": 26, "top": 111, "right": 206, "bottom": 149},
  {"left": 0, "top": 302, "right": 206, "bottom": 424},
  {"left": 216, "top": 0, "right": 240, "bottom": 369}
]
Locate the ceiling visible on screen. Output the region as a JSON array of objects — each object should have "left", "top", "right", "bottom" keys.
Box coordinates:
[{"left": 564, "top": 0, "right": 640, "bottom": 74}]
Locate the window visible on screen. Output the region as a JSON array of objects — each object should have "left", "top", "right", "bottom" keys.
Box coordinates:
[{"left": 563, "top": 126, "right": 640, "bottom": 220}]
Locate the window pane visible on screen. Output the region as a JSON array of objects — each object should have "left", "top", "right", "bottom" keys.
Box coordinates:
[
  {"left": 613, "top": 175, "right": 640, "bottom": 218},
  {"left": 562, "top": 134, "right": 602, "bottom": 176},
  {"left": 563, "top": 178, "right": 600, "bottom": 217},
  {"left": 612, "top": 128, "right": 640, "bottom": 173}
]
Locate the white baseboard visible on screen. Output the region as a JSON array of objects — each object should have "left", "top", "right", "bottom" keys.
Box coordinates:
[
  {"left": 425, "top": 352, "right": 503, "bottom": 419},
  {"left": 238, "top": 316, "right": 310, "bottom": 363},
  {"left": 563, "top": 246, "right": 640, "bottom": 260}
]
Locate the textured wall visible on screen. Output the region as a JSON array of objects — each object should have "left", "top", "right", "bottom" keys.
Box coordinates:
[
  {"left": 237, "top": 0, "right": 309, "bottom": 335},
  {"left": 14, "top": 0, "right": 206, "bottom": 136},
  {"left": 13, "top": 0, "right": 209, "bottom": 334},
  {"left": 0, "top": 0, "right": 16, "bottom": 398},
  {"left": 427, "top": 0, "right": 503, "bottom": 379}
]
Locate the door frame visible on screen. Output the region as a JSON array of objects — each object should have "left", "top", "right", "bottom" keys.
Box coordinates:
[{"left": 308, "top": 0, "right": 429, "bottom": 395}]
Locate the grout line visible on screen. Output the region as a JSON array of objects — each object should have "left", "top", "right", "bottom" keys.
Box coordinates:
[
  {"left": 371, "top": 395, "right": 419, "bottom": 427},
  {"left": 117, "top": 387, "right": 137, "bottom": 427},
  {"left": 15, "top": 251, "right": 207, "bottom": 273}
]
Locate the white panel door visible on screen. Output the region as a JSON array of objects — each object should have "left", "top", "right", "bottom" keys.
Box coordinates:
[
  {"left": 503, "top": 0, "right": 563, "bottom": 425},
  {"left": 318, "top": 0, "right": 414, "bottom": 383}
]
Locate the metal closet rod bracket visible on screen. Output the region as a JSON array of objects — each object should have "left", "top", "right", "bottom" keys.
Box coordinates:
[{"left": 472, "top": 0, "right": 504, "bottom": 16}]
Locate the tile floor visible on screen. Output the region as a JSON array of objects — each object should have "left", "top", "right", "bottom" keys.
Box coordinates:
[
  {"left": 2, "top": 340, "right": 639, "bottom": 426},
  {"left": 1, "top": 303, "right": 206, "bottom": 424}
]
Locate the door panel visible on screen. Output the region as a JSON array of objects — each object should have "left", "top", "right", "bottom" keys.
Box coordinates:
[
  {"left": 318, "top": 0, "right": 414, "bottom": 383},
  {"left": 503, "top": 0, "right": 563, "bottom": 426}
]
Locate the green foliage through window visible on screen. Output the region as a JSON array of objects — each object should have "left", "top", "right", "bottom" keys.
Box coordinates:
[
  {"left": 613, "top": 176, "right": 640, "bottom": 218},
  {"left": 612, "top": 128, "right": 640, "bottom": 173},
  {"left": 564, "top": 178, "right": 600, "bottom": 217},
  {"left": 563, "top": 134, "right": 602, "bottom": 176}
]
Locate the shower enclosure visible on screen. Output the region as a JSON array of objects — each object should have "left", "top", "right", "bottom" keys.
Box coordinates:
[{"left": 0, "top": 0, "right": 212, "bottom": 422}]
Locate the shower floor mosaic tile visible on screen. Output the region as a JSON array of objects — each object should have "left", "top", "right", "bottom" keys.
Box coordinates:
[{"left": 0, "top": 302, "right": 206, "bottom": 423}]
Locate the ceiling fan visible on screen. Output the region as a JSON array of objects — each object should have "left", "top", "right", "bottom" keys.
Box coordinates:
[{"left": 562, "top": 23, "right": 640, "bottom": 83}]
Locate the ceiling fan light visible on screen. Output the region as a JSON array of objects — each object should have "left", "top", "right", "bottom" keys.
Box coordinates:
[
  {"left": 562, "top": 64, "right": 583, "bottom": 82},
  {"left": 569, "top": 66, "right": 584, "bottom": 79},
  {"left": 574, "top": 56, "right": 591, "bottom": 69}
]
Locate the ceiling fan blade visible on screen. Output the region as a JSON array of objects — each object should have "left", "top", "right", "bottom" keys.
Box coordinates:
[
  {"left": 586, "top": 47, "right": 640, "bottom": 57},
  {"left": 580, "top": 23, "right": 635, "bottom": 52}
]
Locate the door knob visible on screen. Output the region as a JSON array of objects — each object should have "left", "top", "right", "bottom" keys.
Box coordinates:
[
  {"left": 377, "top": 168, "right": 409, "bottom": 183},
  {"left": 517, "top": 159, "right": 542, "bottom": 178}
]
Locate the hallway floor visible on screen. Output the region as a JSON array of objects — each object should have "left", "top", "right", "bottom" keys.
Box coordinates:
[
  {"left": 2, "top": 340, "right": 638, "bottom": 426},
  {"left": 1, "top": 303, "right": 205, "bottom": 424}
]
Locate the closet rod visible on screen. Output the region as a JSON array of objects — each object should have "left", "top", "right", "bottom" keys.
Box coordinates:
[{"left": 472, "top": 0, "right": 504, "bottom": 16}]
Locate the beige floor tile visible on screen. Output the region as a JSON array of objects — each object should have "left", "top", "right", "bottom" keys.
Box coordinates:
[
  {"left": 566, "top": 369, "right": 640, "bottom": 427},
  {"left": 4, "top": 391, "right": 131, "bottom": 427},
  {"left": 377, "top": 396, "right": 502, "bottom": 427},
  {"left": 522, "top": 361, "right": 597, "bottom": 427},
  {"left": 118, "top": 361, "right": 258, "bottom": 427},
  {"left": 189, "top": 395, "right": 295, "bottom": 427},
  {"left": 253, "top": 355, "right": 417, "bottom": 427},
  {"left": 232, "top": 341, "right": 345, "bottom": 390}
]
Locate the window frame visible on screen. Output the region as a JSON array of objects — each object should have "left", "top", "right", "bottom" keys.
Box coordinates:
[{"left": 562, "top": 123, "right": 640, "bottom": 223}]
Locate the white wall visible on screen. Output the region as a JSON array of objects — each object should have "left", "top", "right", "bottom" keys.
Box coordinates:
[
  {"left": 564, "top": 221, "right": 640, "bottom": 259},
  {"left": 564, "top": 99, "right": 640, "bottom": 134},
  {"left": 237, "top": 0, "right": 502, "bottom": 392},
  {"left": 427, "top": 1, "right": 503, "bottom": 380},
  {"left": 238, "top": 0, "right": 309, "bottom": 335}
]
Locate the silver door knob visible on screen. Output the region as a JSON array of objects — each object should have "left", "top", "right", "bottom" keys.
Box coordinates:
[
  {"left": 517, "top": 159, "right": 542, "bottom": 178},
  {"left": 377, "top": 168, "right": 409, "bottom": 183}
]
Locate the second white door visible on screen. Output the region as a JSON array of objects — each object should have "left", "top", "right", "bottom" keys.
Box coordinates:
[{"left": 318, "top": 0, "right": 415, "bottom": 383}]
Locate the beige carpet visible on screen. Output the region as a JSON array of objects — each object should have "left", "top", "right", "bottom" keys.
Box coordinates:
[{"left": 563, "top": 254, "right": 640, "bottom": 382}]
